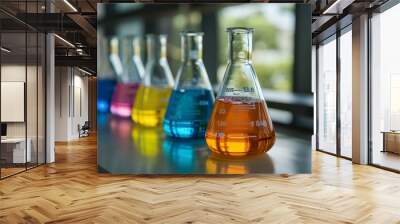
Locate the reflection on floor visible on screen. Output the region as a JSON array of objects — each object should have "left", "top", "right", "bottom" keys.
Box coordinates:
[
  {"left": 373, "top": 150, "right": 400, "bottom": 171},
  {"left": 0, "top": 167, "right": 25, "bottom": 177},
  {"left": 0, "top": 162, "right": 42, "bottom": 179},
  {"left": 0, "top": 134, "right": 400, "bottom": 223}
]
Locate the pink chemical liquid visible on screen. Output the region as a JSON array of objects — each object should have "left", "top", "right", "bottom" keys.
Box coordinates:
[{"left": 110, "top": 83, "right": 140, "bottom": 117}]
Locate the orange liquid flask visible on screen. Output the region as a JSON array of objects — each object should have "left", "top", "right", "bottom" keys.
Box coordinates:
[{"left": 205, "top": 27, "right": 275, "bottom": 157}]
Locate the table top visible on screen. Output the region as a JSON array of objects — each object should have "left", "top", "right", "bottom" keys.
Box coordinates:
[
  {"left": 1, "top": 138, "right": 27, "bottom": 143},
  {"left": 97, "top": 114, "right": 311, "bottom": 174},
  {"left": 381, "top": 131, "right": 400, "bottom": 134}
]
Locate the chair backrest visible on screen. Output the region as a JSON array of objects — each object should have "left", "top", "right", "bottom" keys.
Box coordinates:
[{"left": 82, "top": 121, "right": 90, "bottom": 129}]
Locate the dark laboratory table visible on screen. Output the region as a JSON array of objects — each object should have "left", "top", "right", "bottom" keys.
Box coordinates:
[{"left": 97, "top": 114, "right": 311, "bottom": 175}]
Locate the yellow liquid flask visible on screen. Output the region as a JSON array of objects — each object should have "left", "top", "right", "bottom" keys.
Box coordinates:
[
  {"left": 132, "top": 34, "right": 174, "bottom": 127},
  {"left": 205, "top": 27, "right": 275, "bottom": 157}
]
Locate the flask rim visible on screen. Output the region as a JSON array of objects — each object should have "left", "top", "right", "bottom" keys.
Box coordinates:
[
  {"left": 226, "top": 27, "right": 254, "bottom": 33},
  {"left": 121, "top": 34, "right": 140, "bottom": 39},
  {"left": 146, "top": 33, "right": 167, "bottom": 39},
  {"left": 180, "top": 31, "right": 204, "bottom": 36}
]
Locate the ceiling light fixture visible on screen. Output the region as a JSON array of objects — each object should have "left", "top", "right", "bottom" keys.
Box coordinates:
[
  {"left": 54, "top": 34, "right": 75, "bottom": 48},
  {"left": 78, "top": 67, "right": 93, "bottom": 76},
  {"left": 63, "top": 0, "right": 78, "bottom": 12},
  {"left": 1, "top": 47, "right": 11, "bottom": 53}
]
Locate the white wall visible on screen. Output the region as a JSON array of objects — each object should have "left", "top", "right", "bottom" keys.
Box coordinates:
[
  {"left": 54, "top": 67, "right": 89, "bottom": 141},
  {"left": 1, "top": 65, "right": 35, "bottom": 138}
]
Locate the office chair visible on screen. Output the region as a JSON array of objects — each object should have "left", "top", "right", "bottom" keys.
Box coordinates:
[{"left": 79, "top": 121, "right": 90, "bottom": 138}]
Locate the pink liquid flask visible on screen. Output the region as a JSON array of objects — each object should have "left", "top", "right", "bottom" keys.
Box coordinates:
[
  {"left": 110, "top": 83, "right": 140, "bottom": 117},
  {"left": 108, "top": 35, "right": 144, "bottom": 118}
]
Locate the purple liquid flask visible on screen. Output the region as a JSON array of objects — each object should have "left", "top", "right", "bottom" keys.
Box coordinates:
[{"left": 109, "top": 35, "right": 144, "bottom": 118}]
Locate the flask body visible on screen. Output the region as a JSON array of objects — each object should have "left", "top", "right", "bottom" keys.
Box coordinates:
[
  {"left": 132, "top": 34, "right": 174, "bottom": 126},
  {"left": 205, "top": 27, "right": 275, "bottom": 156},
  {"left": 163, "top": 32, "right": 214, "bottom": 138}
]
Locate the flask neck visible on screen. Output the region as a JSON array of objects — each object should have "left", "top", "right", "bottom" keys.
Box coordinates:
[
  {"left": 181, "top": 33, "right": 203, "bottom": 62},
  {"left": 132, "top": 37, "right": 142, "bottom": 58},
  {"left": 147, "top": 35, "right": 167, "bottom": 61},
  {"left": 110, "top": 37, "right": 119, "bottom": 56},
  {"left": 227, "top": 30, "right": 253, "bottom": 63},
  {"left": 121, "top": 36, "right": 135, "bottom": 62}
]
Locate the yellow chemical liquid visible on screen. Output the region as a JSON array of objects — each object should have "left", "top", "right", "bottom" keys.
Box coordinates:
[
  {"left": 131, "top": 125, "right": 162, "bottom": 158},
  {"left": 131, "top": 85, "right": 172, "bottom": 127}
]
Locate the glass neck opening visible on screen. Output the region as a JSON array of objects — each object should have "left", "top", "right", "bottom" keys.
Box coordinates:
[
  {"left": 181, "top": 32, "right": 203, "bottom": 62},
  {"left": 110, "top": 37, "right": 119, "bottom": 56},
  {"left": 121, "top": 36, "right": 134, "bottom": 62},
  {"left": 227, "top": 28, "right": 253, "bottom": 63},
  {"left": 147, "top": 34, "right": 167, "bottom": 61},
  {"left": 110, "top": 36, "right": 141, "bottom": 59}
]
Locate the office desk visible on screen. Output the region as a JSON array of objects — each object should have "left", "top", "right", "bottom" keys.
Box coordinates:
[
  {"left": 1, "top": 138, "right": 31, "bottom": 163},
  {"left": 382, "top": 131, "right": 400, "bottom": 154}
]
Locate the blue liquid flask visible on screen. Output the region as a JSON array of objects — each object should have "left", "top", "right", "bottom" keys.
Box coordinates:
[
  {"left": 163, "top": 32, "right": 214, "bottom": 138},
  {"left": 97, "top": 36, "right": 117, "bottom": 113},
  {"left": 97, "top": 79, "right": 115, "bottom": 113}
]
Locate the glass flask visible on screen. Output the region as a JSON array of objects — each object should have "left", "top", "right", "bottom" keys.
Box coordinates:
[
  {"left": 97, "top": 37, "right": 116, "bottom": 113},
  {"left": 205, "top": 27, "right": 275, "bottom": 157},
  {"left": 109, "top": 36, "right": 144, "bottom": 118},
  {"left": 163, "top": 32, "right": 214, "bottom": 138},
  {"left": 132, "top": 34, "right": 174, "bottom": 127},
  {"left": 98, "top": 79, "right": 115, "bottom": 113}
]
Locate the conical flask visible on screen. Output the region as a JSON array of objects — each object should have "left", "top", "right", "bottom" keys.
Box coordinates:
[
  {"left": 98, "top": 36, "right": 116, "bottom": 113},
  {"left": 205, "top": 27, "right": 275, "bottom": 157},
  {"left": 132, "top": 34, "right": 174, "bottom": 127},
  {"left": 109, "top": 35, "right": 144, "bottom": 117},
  {"left": 163, "top": 32, "right": 214, "bottom": 138}
]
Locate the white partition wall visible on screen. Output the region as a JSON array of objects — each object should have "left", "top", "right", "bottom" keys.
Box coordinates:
[
  {"left": 339, "top": 29, "right": 353, "bottom": 158},
  {"left": 54, "top": 67, "right": 89, "bottom": 141},
  {"left": 0, "top": 1, "right": 48, "bottom": 179},
  {"left": 317, "top": 36, "right": 337, "bottom": 154}
]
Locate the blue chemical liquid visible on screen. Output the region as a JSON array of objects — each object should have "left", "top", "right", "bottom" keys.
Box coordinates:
[
  {"left": 97, "top": 79, "right": 116, "bottom": 113},
  {"left": 163, "top": 88, "right": 214, "bottom": 138},
  {"left": 162, "top": 137, "right": 206, "bottom": 173}
]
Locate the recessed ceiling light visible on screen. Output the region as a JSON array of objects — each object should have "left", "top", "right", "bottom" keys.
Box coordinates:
[
  {"left": 78, "top": 67, "right": 93, "bottom": 76},
  {"left": 322, "top": 0, "right": 353, "bottom": 15},
  {"left": 54, "top": 34, "right": 75, "bottom": 48},
  {"left": 63, "top": 0, "right": 78, "bottom": 12},
  {"left": 1, "top": 47, "right": 11, "bottom": 53}
]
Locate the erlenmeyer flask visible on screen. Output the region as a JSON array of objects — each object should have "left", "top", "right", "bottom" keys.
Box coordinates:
[
  {"left": 205, "top": 27, "right": 275, "bottom": 157},
  {"left": 109, "top": 35, "right": 144, "bottom": 117},
  {"left": 131, "top": 34, "right": 174, "bottom": 127},
  {"left": 98, "top": 36, "right": 116, "bottom": 113},
  {"left": 163, "top": 32, "right": 214, "bottom": 138}
]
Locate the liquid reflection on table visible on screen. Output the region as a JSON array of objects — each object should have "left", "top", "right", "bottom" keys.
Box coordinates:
[{"left": 98, "top": 114, "right": 311, "bottom": 174}]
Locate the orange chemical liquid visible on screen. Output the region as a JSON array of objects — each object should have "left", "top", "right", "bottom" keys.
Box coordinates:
[{"left": 205, "top": 97, "right": 275, "bottom": 157}]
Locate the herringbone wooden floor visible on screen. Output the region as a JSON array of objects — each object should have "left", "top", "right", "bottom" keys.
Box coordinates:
[{"left": 1, "top": 135, "right": 400, "bottom": 224}]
